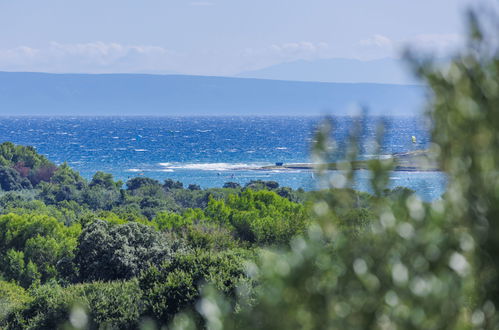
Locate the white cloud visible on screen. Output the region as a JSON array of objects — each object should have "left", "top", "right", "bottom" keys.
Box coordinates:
[
  {"left": 357, "top": 33, "right": 464, "bottom": 59},
  {"left": 236, "top": 41, "right": 332, "bottom": 72},
  {"left": 0, "top": 42, "right": 178, "bottom": 73},
  {"left": 242, "top": 41, "right": 329, "bottom": 57},
  {"left": 359, "top": 34, "right": 393, "bottom": 48},
  {"left": 270, "top": 41, "right": 329, "bottom": 54},
  {"left": 408, "top": 34, "right": 463, "bottom": 53},
  {"left": 0, "top": 35, "right": 465, "bottom": 76}
]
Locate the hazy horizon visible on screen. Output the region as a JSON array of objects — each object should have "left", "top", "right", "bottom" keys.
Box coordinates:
[{"left": 1, "top": 0, "right": 491, "bottom": 79}]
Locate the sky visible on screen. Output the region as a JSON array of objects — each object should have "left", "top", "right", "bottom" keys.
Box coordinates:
[{"left": 0, "top": 0, "right": 492, "bottom": 76}]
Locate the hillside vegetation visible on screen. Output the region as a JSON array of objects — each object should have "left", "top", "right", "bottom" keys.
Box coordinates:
[{"left": 0, "top": 140, "right": 393, "bottom": 328}]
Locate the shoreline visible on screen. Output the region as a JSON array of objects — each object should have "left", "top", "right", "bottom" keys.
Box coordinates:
[{"left": 254, "top": 150, "right": 439, "bottom": 172}]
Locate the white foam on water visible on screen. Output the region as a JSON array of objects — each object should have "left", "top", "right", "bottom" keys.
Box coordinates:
[
  {"left": 364, "top": 154, "right": 394, "bottom": 160},
  {"left": 270, "top": 170, "right": 302, "bottom": 173},
  {"left": 159, "top": 163, "right": 262, "bottom": 171}
]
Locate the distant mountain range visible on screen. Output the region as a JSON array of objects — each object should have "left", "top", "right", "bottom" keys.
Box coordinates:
[
  {"left": 0, "top": 71, "right": 424, "bottom": 116},
  {"left": 237, "top": 58, "right": 416, "bottom": 85}
]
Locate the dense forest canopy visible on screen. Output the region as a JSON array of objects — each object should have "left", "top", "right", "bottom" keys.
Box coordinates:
[{"left": 0, "top": 139, "right": 395, "bottom": 328}]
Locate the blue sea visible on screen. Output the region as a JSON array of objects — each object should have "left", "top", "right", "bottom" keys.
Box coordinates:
[{"left": 0, "top": 116, "right": 446, "bottom": 201}]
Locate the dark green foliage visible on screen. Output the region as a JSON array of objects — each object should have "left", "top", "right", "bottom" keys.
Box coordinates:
[
  {"left": 122, "top": 177, "right": 172, "bottom": 218},
  {"left": 89, "top": 171, "right": 122, "bottom": 190},
  {"left": 245, "top": 180, "right": 279, "bottom": 190},
  {"left": 152, "top": 210, "right": 240, "bottom": 250},
  {"left": 75, "top": 220, "right": 184, "bottom": 282},
  {"left": 164, "top": 178, "right": 184, "bottom": 190},
  {"left": 0, "top": 142, "right": 56, "bottom": 187},
  {"left": 0, "top": 194, "right": 86, "bottom": 227},
  {"left": 223, "top": 182, "right": 241, "bottom": 189},
  {"left": 0, "top": 142, "right": 51, "bottom": 169},
  {"left": 164, "top": 187, "right": 239, "bottom": 210},
  {"left": 126, "top": 177, "right": 161, "bottom": 191},
  {"left": 82, "top": 186, "right": 121, "bottom": 211},
  {"left": 140, "top": 267, "right": 197, "bottom": 325},
  {"left": 139, "top": 250, "right": 252, "bottom": 325},
  {"left": 3, "top": 280, "right": 142, "bottom": 329},
  {"left": 188, "top": 184, "right": 201, "bottom": 191},
  {"left": 184, "top": 223, "right": 240, "bottom": 251},
  {"left": 50, "top": 163, "right": 85, "bottom": 187},
  {"left": 0, "top": 191, "right": 36, "bottom": 209},
  {"left": 37, "top": 164, "right": 88, "bottom": 205},
  {"left": 0, "top": 166, "right": 32, "bottom": 191},
  {"left": 275, "top": 186, "right": 299, "bottom": 202},
  {"left": 108, "top": 204, "right": 148, "bottom": 223},
  {"left": 167, "top": 189, "right": 210, "bottom": 210}
]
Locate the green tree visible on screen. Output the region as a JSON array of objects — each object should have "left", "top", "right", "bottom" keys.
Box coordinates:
[
  {"left": 205, "top": 189, "right": 308, "bottom": 245},
  {"left": 0, "top": 142, "right": 53, "bottom": 172},
  {"left": 75, "top": 220, "right": 186, "bottom": 282},
  {"left": 0, "top": 213, "right": 80, "bottom": 287},
  {"left": 0, "top": 166, "right": 32, "bottom": 191},
  {"left": 89, "top": 171, "right": 121, "bottom": 190},
  {"left": 126, "top": 177, "right": 161, "bottom": 191},
  {"left": 164, "top": 179, "right": 184, "bottom": 190},
  {"left": 50, "top": 163, "right": 85, "bottom": 187},
  {"left": 0, "top": 280, "right": 31, "bottom": 321}
]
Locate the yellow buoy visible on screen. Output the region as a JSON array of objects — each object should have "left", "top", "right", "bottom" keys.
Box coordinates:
[{"left": 411, "top": 136, "right": 417, "bottom": 144}]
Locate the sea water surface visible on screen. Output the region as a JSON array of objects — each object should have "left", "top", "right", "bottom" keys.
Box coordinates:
[{"left": 0, "top": 116, "right": 446, "bottom": 201}]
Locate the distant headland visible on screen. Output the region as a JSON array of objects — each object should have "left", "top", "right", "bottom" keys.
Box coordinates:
[{"left": 0, "top": 71, "right": 424, "bottom": 116}]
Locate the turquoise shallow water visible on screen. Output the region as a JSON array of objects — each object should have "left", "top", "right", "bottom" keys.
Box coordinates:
[{"left": 0, "top": 116, "right": 446, "bottom": 201}]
